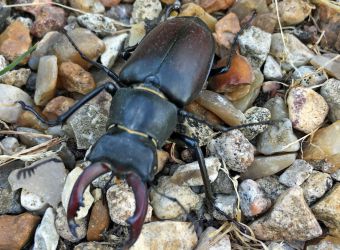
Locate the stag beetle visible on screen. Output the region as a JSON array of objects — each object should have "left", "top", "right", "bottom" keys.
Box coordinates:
[{"left": 18, "top": 5, "right": 268, "bottom": 249}]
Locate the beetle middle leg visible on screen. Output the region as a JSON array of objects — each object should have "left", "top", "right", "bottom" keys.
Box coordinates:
[{"left": 18, "top": 82, "right": 118, "bottom": 126}]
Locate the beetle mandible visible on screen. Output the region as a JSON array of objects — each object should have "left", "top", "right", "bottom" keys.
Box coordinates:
[{"left": 18, "top": 6, "right": 268, "bottom": 249}]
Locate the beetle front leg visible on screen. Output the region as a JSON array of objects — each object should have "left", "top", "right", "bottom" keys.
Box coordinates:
[{"left": 18, "top": 82, "right": 118, "bottom": 126}]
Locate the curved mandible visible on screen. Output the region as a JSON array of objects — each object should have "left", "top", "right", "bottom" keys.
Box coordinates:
[
  {"left": 67, "top": 162, "right": 112, "bottom": 236},
  {"left": 123, "top": 171, "right": 149, "bottom": 249}
]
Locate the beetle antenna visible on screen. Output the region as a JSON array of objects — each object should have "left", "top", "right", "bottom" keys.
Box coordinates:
[
  {"left": 178, "top": 109, "right": 274, "bottom": 133},
  {"left": 209, "top": 10, "right": 257, "bottom": 76},
  {"left": 63, "top": 30, "right": 124, "bottom": 86}
]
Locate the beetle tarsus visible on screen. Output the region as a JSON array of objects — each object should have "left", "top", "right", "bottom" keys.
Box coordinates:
[{"left": 124, "top": 172, "right": 148, "bottom": 249}]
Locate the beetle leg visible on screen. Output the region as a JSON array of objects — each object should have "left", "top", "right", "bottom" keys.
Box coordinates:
[
  {"left": 67, "top": 162, "right": 112, "bottom": 236},
  {"left": 165, "top": 0, "right": 181, "bottom": 19},
  {"left": 120, "top": 44, "right": 139, "bottom": 60},
  {"left": 18, "top": 82, "right": 118, "bottom": 126},
  {"left": 172, "top": 133, "right": 215, "bottom": 206},
  {"left": 178, "top": 109, "right": 274, "bottom": 133},
  {"left": 63, "top": 31, "right": 124, "bottom": 86},
  {"left": 124, "top": 171, "right": 148, "bottom": 249},
  {"left": 209, "top": 11, "right": 257, "bottom": 77}
]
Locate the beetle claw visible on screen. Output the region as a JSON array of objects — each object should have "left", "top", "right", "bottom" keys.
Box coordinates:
[
  {"left": 68, "top": 218, "right": 79, "bottom": 237},
  {"left": 66, "top": 162, "right": 111, "bottom": 238},
  {"left": 123, "top": 172, "right": 148, "bottom": 249}
]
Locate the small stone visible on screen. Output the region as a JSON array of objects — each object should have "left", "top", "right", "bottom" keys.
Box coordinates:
[
  {"left": 310, "top": 54, "right": 340, "bottom": 80},
  {"left": 127, "top": 22, "right": 146, "bottom": 46},
  {"left": 277, "top": 0, "right": 313, "bottom": 25},
  {"left": 170, "top": 156, "right": 220, "bottom": 186},
  {"left": 106, "top": 181, "right": 152, "bottom": 225},
  {"left": 331, "top": 169, "right": 340, "bottom": 182},
  {"left": 101, "top": 33, "right": 128, "bottom": 68},
  {"left": 9, "top": 157, "right": 67, "bottom": 208},
  {"left": 0, "top": 55, "right": 6, "bottom": 70},
  {"left": 229, "top": 0, "right": 269, "bottom": 21},
  {"left": 0, "top": 4, "right": 10, "bottom": 32},
  {"left": 238, "top": 26, "right": 272, "bottom": 68},
  {"left": 1, "top": 137, "right": 23, "bottom": 155},
  {"left": 197, "top": 90, "right": 246, "bottom": 126},
  {"left": 256, "top": 176, "right": 287, "bottom": 202},
  {"left": 131, "top": 0, "right": 162, "bottom": 23},
  {"left": 303, "top": 120, "right": 340, "bottom": 173},
  {"left": 264, "top": 55, "right": 283, "bottom": 81},
  {"left": 55, "top": 205, "right": 87, "bottom": 242},
  {"left": 29, "top": 29, "right": 105, "bottom": 70},
  {"left": 179, "top": 3, "right": 217, "bottom": 31},
  {"left": 100, "top": 0, "right": 120, "bottom": 7},
  {"left": 69, "top": 0, "right": 105, "bottom": 13},
  {"left": 209, "top": 55, "right": 254, "bottom": 93},
  {"left": 301, "top": 171, "right": 333, "bottom": 205},
  {"left": 200, "top": 0, "right": 235, "bottom": 13},
  {"left": 257, "top": 118, "right": 300, "bottom": 155},
  {"left": 287, "top": 87, "right": 328, "bottom": 134},
  {"left": 0, "top": 83, "right": 33, "bottom": 123},
  {"left": 213, "top": 12, "right": 240, "bottom": 50},
  {"left": 207, "top": 130, "right": 254, "bottom": 173},
  {"left": 17, "top": 110, "right": 48, "bottom": 131},
  {"left": 20, "top": 189, "right": 49, "bottom": 214},
  {"left": 196, "top": 226, "right": 231, "bottom": 250},
  {"left": 59, "top": 61, "right": 96, "bottom": 95},
  {"left": 239, "top": 179, "right": 271, "bottom": 217},
  {"left": 150, "top": 176, "right": 201, "bottom": 220},
  {"left": 87, "top": 200, "right": 110, "bottom": 241},
  {"left": 34, "top": 55, "right": 58, "bottom": 106},
  {"left": 250, "top": 187, "right": 322, "bottom": 241},
  {"left": 15, "top": 16, "right": 33, "bottom": 29},
  {"left": 271, "top": 33, "right": 314, "bottom": 71},
  {"left": 0, "top": 20, "right": 32, "bottom": 63},
  {"left": 176, "top": 116, "right": 217, "bottom": 146},
  {"left": 232, "top": 69, "right": 263, "bottom": 112},
  {"left": 42, "top": 96, "right": 75, "bottom": 121},
  {"left": 0, "top": 161, "right": 25, "bottom": 214},
  {"left": 130, "top": 221, "right": 198, "bottom": 250},
  {"left": 66, "top": 91, "right": 111, "bottom": 149},
  {"left": 252, "top": 12, "right": 277, "bottom": 34},
  {"left": 0, "top": 68, "right": 31, "bottom": 87},
  {"left": 185, "top": 101, "right": 223, "bottom": 126},
  {"left": 223, "top": 84, "right": 251, "bottom": 101},
  {"left": 212, "top": 170, "right": 234, "bottom": 194},
  {"left": 30, "top": 5, "right": 66, "bottom": 38},
  {"left": 320, "top": 78, "right": 340, "bottom": 122},
  {"left": 212, "top": 194, "right": 237, "bottom": 221},
  {"left": 264, "top": 96, "right": 289, "bottom": 121},
  {"left": 279, "top": 160, "right": 313, "bottom": 187},
  {"left": 241, "top": 153, "right": 297, "bottom": 180},
  {"left": 306, "top": 236, "right": 340, "bottom": 250},
  {"left": 74, "top": 242, "right": 115, "bottom": 250},
  {"left": 312, "top": 183, "right": 340, "bottom": 236},
  {"left": 62, "top": 167, "right": 94, "bottom": 220},
  {"left": 33, "top": 208, "right": 59, "bottom": 250},
  {"left": 0, "top": 213, "right": 40, "bottom": 250},
  {"left": 240, "top": 107, "right": 271, "bottom": 140},
  {"left": 77, "top": 14, "right": 117, "bottom": 37},
  {"left": 106, "top": 4, "right": 133, "bottom": 25},
  {"left": 292, "top": 66, "right": 327, "bottom": 87}
]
